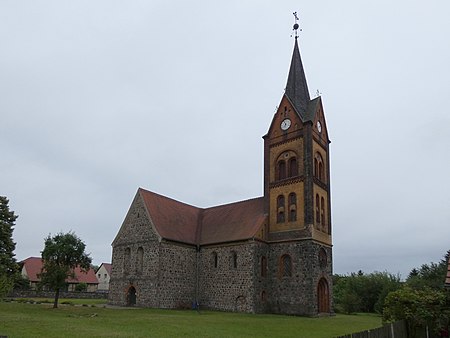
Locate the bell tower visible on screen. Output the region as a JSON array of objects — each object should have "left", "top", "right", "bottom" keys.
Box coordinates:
[
  {"left": 263, "top": 15, "right": 332, "bottom": 315},
  {"left": 263, "top": 24, "right": 331, "bottom": 246}
]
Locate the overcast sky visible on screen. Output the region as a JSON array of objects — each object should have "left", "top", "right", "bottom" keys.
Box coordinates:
[{"left": 1, "top": 1, "right": 449, "bottom": 278}]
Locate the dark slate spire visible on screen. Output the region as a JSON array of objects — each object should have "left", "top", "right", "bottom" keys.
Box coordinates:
[{"left": 285, "top": 37, "right": 310, "bottom": 117}]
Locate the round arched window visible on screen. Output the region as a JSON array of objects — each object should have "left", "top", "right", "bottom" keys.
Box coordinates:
[{"left": 319, "top": 248, "right": 327, "bottom": 269}]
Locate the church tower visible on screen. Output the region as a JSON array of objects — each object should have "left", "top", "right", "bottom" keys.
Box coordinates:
[{"left": 263, "top": 23, "right": 332, "bottom": 315}]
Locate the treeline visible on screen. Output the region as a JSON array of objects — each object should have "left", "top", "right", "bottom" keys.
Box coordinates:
[
  {"left": 333, "top": 271, "right": 401, "bottom": 314},
  {"left": 334, "top": 251, "right": 450, "bottom": 336}
]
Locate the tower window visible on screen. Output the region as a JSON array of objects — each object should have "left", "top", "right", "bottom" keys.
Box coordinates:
[
  {"left": 315, "top": 194, "right": 320, "bottom": 224},
  {"left": 288, "top": 193, "right": 297, "bottom": 222},
  {"left": 314, "top": 158, "right": 318, "bottom": 178},
  {"left": 277, "top": 195, "right": 285, "bottom": 223},
  {"left": 319, "top": 248, "right": 327, "bottom": 269},
  {"left": 314, "top": 152, "right": 325, "bottom": 182},
  {"left": 321, "top": 197, "right": 325, "bottom": 229},
  {"left": 277, "top": 160, "right": 286, "bottom": 180},
  {"left": 288, "top": 157, "right": 298, "bottom": 177},
  {"left": 280, "top": 254, "right": 292, "bottom": 277}
]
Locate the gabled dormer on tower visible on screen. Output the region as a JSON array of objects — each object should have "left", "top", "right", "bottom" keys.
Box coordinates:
[{"left": 263, "top": 36, "right": 331, "bottom": 245}]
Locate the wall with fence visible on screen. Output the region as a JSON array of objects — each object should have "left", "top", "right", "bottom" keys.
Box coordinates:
[
  {"left": 336, "top": 320, "right": 407, "bottom": 338},
  {"left": 8, "top": 290, "right": 108, "bottom": 299}
]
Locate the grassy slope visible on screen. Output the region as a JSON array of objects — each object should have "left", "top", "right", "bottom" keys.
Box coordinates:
[{"left": 0, "top": 302, "right": 381, "bottom": 338}]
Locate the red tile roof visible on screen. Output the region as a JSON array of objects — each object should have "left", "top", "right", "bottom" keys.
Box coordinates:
[
  {"left": 21, "top": 257, "right": 98, "bottom": 284},
  {"left": 200, "top": 197, "right": 265, "bottom": 245},
  {"left": 140, "top": 189, "right": 200, "bottom": 244},
  {"left": 138, "top": 188, "right": 266, "bottom": 245}
]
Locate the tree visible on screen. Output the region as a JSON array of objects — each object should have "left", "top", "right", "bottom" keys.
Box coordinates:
[
  {"left": 406, "top": 251, "right": 450, "bottom": 290},
  {"left": 333, "top": 271, "right": 401, "bottom": 314},
  {"left": 383, "top": 286, "right": 450, "bottom": 337},
  {"left": 39, "top": 231, "right": 92, "bottom": 308},
  {"left": 0, "top": 196, "right": 19, "bottom": 297}
]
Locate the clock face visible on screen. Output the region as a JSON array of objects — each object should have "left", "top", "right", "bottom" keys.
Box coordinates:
[
  {"left": 317, "top": 121, "right": 322, "bottom": 133},
  {"left": 281, "top": 119, "right": 291, "bottom": 131}
]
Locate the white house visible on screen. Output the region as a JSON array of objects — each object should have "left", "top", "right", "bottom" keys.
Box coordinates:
[{"left": 96, "top": 263, "right": 112, "bottom": 291}]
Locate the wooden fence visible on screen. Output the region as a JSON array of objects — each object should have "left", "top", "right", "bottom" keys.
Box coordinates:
[{"left": 336, "top": 320, "right": 407, "bottom": 338}]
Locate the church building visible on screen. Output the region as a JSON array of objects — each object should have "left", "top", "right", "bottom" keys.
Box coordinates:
[{"left": 109, "top": 29, "right": 333, "bottom": 316}]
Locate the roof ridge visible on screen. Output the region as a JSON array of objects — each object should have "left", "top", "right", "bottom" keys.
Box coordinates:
[
  {"left": 139, "top": 187, "right": 201, "bottom": 210},
  {"left": 203, "top": 196, "right": 264, "bottom": 211}
]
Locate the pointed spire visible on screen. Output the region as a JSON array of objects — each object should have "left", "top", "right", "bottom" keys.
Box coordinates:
[{"left": 285, "top": 38, "right": 310, "bottom": 117}]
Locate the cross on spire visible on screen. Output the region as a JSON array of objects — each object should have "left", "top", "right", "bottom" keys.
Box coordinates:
[{"left": 292, "top": 12, "right": 301, "bottom": 39}]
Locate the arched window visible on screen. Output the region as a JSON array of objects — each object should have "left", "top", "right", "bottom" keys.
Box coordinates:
[
  {"left": 315, "top": 194, "right": 320, "bottom": 224},
  {"left": 261, "top": 256, "right": 267, "bottom": 277},
  {"left": 319, "top": 248, "right": 327, "bottom": 269},
  {"left": 277, "top": 195, "right": 285, "bottom": 223},
  {"left": 280, "top": 254, "right": 292, "bottom": 277},
  {"left": 277, "top": 160, "right": 286, "bottom": 180},
  {"left": 314, "top": 158, "right": 319, "bottom": 178},
  {"left": 213, "top": 252, "right": 218, "bottom": 268},
  {"left": 124, "top": 247, "right": 131, "bottom": 275},
  {"left": 319, "top": 162, "right": 324, "bottom": 181},
  {"left": 288, "top": 157, "right": 298, "bottom": 177},
  {"left": 136, "top": 247, "right": 144, "bottom": 274},
  {"left": 288, "top": 193, "right": 297, "bottom": 222},
  {"left": 321, "top": 197, "right": 325, "bottom": 228},
  {"left": 231, "top": 251, "right": 237, "bottom": 269},
  {"left": 314, "top": 152, "right": 325, "bottom": 182}
]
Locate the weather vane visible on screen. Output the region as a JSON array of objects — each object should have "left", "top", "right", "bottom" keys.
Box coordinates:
[{"left": 292, "top": 11, "right": 301, "bottom": 39}]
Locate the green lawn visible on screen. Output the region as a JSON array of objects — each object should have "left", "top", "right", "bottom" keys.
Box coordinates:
[{"left": 0, "top": 301, "right": 381, "bottom": 338}]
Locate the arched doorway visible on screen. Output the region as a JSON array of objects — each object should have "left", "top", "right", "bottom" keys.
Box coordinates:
[
  {"left": 127, "top": 286, "right": 136, "bottom": 306},
  {"left": 317, "top": 278, "right": 330, "bottom": 313}
]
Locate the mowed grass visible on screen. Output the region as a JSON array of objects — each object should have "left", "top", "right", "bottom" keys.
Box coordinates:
[{"left": 0, "top": 301, "right": 381, "bottom": 338}]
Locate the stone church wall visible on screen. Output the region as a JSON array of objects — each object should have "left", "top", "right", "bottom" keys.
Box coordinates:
[
  {"left": 198, "top": 242, "right": 257, "bottom": 313},
  {"left": 156, "top": 241, "right": 196, "bottom": 308},
  {"left": 252, "top": 241, "right": 270, "bottom": 313},
  {"left": 267, "top": 239, "right": 332, "bottom": 316}
]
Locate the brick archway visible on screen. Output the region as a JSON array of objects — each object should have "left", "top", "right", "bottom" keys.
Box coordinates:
[{"left": 317, "top": 278, "right": 330, "bottom": 313}]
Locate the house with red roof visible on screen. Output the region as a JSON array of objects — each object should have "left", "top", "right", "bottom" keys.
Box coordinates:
[
  {"left": 21, "top": 257, "right": 99, "bottom": 292},
  {"left": 109, "top": 32, "right": 333, "bottom": 316},
  {"left": 96, "top": 263, "right": 112, "bottom": 291}
]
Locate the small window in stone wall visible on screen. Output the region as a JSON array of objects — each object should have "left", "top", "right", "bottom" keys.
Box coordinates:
[
  {"left": 261, "top": 290, "right": 267, "bottom": 302},
  {"left": 231, "top": 251, "right": 237, "bottom": 269},
  {"left": 261, "top": 256, "right": 267, "bottom": 277},
  {"left": 213, "top": 252, "right": 218, "bottom": 268},
  {"left": 136, "top": 247, "right": 144, "bottom": 274},
  {"left": 124, "top": 247, "right": 131, "bottom": 275},
  {"left": 319, "top": 248, "right": 327, "bottom": 269},
  {"left": 280, "top": 254, "right": 292, "bottom": 278}
]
